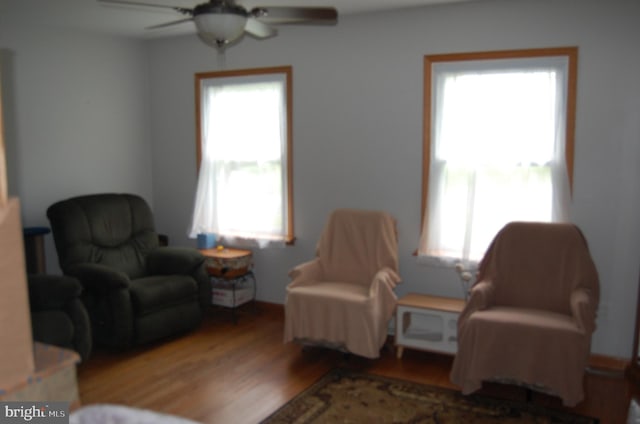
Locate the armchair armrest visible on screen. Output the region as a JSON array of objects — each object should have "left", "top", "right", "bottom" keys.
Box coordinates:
[
  {"left": 369, "top": 267, "right": 402, "bottom": 319},
  {"left": 146, "top": 247, "right": 204, "bottom": 275},
  {"left": 458, "top": 280, "right": 495, "bottom": 328},
  {"left": 27, "top": 274, "right": 82, "bottom": 310},
  {"left": 288, "top": 258, "right": 323, "bottom": 289},
  {"left": 66, "top": 263, "right": 130, "bottom": 293},
  {"left": 571, "top": 287, "right": 597, "bottom": 333},
  {"left": 369, "top": 267, "right": 401, "bottom": 297},
  {"left": 470, "top": 280, "right": 494, "bottom": 305}
]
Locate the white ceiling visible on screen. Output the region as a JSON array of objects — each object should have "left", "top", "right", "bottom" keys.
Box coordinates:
[{"left": 0, "top": 0, "right": 474, "bottom": 38}]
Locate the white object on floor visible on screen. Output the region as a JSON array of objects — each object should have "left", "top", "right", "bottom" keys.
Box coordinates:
[
  {"left": 70, "top": 404, "right": 201, "bottom": 424},
  {"left": 629, "top": 399, "right": 640, "bottom": 424}
]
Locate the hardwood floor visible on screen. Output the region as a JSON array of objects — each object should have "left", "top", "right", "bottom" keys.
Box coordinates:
[{"left": 78, "top": 303, "right": 635, "bottom": 424}]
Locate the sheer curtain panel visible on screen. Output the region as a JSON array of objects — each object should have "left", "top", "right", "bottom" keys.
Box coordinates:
[{"left": 190, "top": 72, "right": 289, "bottom": 247}]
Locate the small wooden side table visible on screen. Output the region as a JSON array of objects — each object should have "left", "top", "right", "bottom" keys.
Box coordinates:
[
  {"left": 395, "top": 293, "right": 465, "bottom": 359},
  {"left": 199, "top": 247, "right": 256, "bottom": 323}
]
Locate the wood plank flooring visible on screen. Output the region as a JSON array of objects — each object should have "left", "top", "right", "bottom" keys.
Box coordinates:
[{"left": 77, "top": 303, "right": 635, "bottom": 424}]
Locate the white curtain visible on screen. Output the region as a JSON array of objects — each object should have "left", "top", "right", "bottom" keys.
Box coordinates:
[
  {"left": 189, "top": 74, "right": 287, "bottom": 247},
  {"left": 419, "top": 57, "right": 571, "bottom": 263}
]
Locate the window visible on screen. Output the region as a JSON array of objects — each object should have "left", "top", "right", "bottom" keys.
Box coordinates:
[
  {"left": 419, "top": 48, "right": 577, "bottom": 263},
  {"left": 190, "top": 66, "right": 294, "bottom": 246}
]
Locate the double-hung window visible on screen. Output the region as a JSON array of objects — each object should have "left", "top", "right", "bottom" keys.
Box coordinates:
[
  {"left": 190, "top": 66, "right": 294, "bottom": 246},
  {"left": 419, "top": 48, "right": 577, "bottom": 263}
]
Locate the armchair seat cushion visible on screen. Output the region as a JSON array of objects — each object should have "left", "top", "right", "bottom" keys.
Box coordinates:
[
  {"left": 288, "top": 281, "right": 369, "bottom": 303},
  {"left": 459, "top": 306, "right": 589, "bottom": 404},
  {"left": 130, "top": 276, "right": 199, "bottom": 315},
  {"left": 468, "top": 307, "right": 583, "bottom": 336},
  {"left": 287, "top": 282, "right": 376, "bottom": 357}
]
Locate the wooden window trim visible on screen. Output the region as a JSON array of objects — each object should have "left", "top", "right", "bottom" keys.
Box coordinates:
[
  {"left": 194, "top": 66, "right": 295, "bottom": 244},
  {"left": 421, "top": 47, "right": 578, "bottom": 233}
]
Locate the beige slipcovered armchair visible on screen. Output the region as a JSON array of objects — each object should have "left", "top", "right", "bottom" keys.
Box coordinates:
[
  {"left": 284, "top": 209, "right": 401, "bottom": 359},
  {"left": 450, "top": 222, "right": 600, "bottom": 407}
]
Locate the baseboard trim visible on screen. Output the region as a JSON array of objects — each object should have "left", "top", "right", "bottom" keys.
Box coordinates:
[{"left": 588, "top": 354, "right": 629, "bottom": 373}]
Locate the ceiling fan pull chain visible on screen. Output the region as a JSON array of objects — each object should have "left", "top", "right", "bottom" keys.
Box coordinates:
[{"left": 217, "top": 47, "right": 227, "bottom": 70}]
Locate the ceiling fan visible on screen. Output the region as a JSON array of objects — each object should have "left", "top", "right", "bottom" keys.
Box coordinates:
[{"left": 98, "top": 0, "right": 338, "bottom": 49}]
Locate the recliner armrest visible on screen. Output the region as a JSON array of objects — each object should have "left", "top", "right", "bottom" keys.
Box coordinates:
[
  {"left": 146, "top": 247, "right": 205, "bottom": 275},
  {"left": 66, "top": 263, "right": 130, "bottom": 293},
  {"left": 28, "top": 274, "right": 82, "bottom": 310}
]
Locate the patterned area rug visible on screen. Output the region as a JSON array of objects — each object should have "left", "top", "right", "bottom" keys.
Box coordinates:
[{"left": 261, "top": 369, "right": 598, "bottom": 423}]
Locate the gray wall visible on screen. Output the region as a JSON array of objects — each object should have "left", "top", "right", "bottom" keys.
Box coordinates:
[
  {"left": 0, "top": 22, "right": 154, "bottom": 271},
  {"left": 147, "top": 0, "right": 640, "bottom": 359},
  {"left": 2, "top": 0, "right": 640, "bottom": 359}
]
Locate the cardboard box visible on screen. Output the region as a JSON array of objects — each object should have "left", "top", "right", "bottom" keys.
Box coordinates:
[
  {"left": 1, "top": 343, "right": 80, "bottom": 407},
  {"left": 0, "top": 198, "right": 35, "bottom": 393},
  {"left": 211, "top": 280, "right": 255, "bottom": 307}
]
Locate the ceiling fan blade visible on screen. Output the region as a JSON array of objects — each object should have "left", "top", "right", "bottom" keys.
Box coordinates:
[
  {"left": 250, "top": 7, "right": 338, "bottom": 25},
  {"left": 146, "top": 17, "right": 194, "bottom": 30},
  {"left": 97, "top": 0, "right": 193, "bottom": 16},
  {"left": 244, "top": 17, "right": 278, "bottom": 39}
]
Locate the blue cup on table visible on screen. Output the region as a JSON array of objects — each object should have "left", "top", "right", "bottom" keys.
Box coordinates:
[{"left": 197, "top": 233, "right": 217, "bottom": 249}]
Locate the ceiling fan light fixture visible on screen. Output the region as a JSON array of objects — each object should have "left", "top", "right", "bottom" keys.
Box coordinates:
[
  {"left": 99, "top": 0, "right": 338, "bottom": 51},
  {"left": 194, "top": 5, "right": 248, "bottom": 46}
]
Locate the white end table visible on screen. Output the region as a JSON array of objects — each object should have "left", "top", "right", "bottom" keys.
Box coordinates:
[{"left": 395, "top": 293, "right": 465, "bottom": 358}]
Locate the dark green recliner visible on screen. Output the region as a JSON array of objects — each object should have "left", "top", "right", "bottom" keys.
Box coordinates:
[
  {"left": 28, "top": 274, "right": 92, "bottom": 361},
  {"left": 47, "top": 193, "right": 209, "bottom": 350}
]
